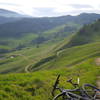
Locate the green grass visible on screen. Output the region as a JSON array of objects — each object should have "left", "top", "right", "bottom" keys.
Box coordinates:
[
  {"left": 0, "top": 22, "right": 80, "bottom": 51},
  {"left": 0, "top": 45, "right": 11, "bottom": 50},
  {"left": 42, "top": 23, "right": 81, "bottom": 42},
  {"left": 0, "top": 32, "right": 100, "bottom": 100},
  {"left": 0, "top": 39, "right": 68, "bottom": 73},
  {"left": 0, "top": 45, "right": 11, "bottom": 54},
  {"left": 0, "top": 57, "right": 99, "bottom": 100},
  {"left": 0, "top": 33, "right": 38, "bottom": 49},
  {"left": 0, "top": 16, "right": 100, "bottom": 100},
  {"left": 0, "top": 38, "right": 100, "bottom": 74},
  {"left": 32, "top": 42, "right": 100, "bottom": 70},
  {"left": 0, "top": 41, "right": 100, "bottom": 100},
  {"left": 66, "top": 20, "right": 100, "bottom": 47}
]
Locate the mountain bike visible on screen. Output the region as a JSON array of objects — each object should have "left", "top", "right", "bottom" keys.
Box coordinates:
[{"left": 52, "top": 75, "right": 100, "bottom": 100}]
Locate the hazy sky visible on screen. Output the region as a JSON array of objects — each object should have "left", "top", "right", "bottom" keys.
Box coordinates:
[{"left": 0, "top": 0, "right": 100, "bottom": 17}]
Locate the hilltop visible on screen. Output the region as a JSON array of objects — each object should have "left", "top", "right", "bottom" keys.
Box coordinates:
[
  {"left": 0, "top": 9, "right": 29, "bottom": 25},
  {"left": 0, "top": 13, "right": 100, "bottom": 38},
  {"left": 0, "top": 8, "right": 29, "bottom": 18},
  {"left": 62, "top": 19, "right": 100, "bottom": 48}
]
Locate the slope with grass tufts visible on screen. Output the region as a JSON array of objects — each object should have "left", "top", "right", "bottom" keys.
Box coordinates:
[
  {"left": 64, "top": 19, "right": 100, "bottom": 48},
  {"left": 0, "top": 56, "right": 100, "bottom": 100}
]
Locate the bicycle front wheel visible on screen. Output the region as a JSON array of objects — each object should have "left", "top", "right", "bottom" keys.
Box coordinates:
[
  {"left": 82, "top": 84, "right": 100, "bottom": 99},
  {"left": 53, "top": 92, "right": 71, "bottom": 100}
]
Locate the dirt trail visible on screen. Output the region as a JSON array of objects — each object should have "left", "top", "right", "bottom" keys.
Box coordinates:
[
  {"left": 95, "top": 58, "right": 100, "bottom": 66},
  {"left": 25, "top": 64, "right": 31, "bottom": 73},
  {"left": 95, "top": 58, "right": 100, "bottom": 89},
  {"left": 95, "top": 58, "right": 100, "bottom": 98},
  {"left": 12, "top": 54, "right": 33, "bottom": 73},
  {"left": 96, "top": 76, "right": 100, "bottom": 99},
  {"left": 96, "top": 76, "right": 100, "bottom": 89}
]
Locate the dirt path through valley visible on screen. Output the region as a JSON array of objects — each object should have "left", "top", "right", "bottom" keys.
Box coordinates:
[
  {"left": 95, "top": 58, "right": 100, "bottom": 89},
  {"left": 95, "top": 58, "right": 100, "bottom": 98},
  {"left": 95, "top": 58, "right": 100, "bottom": 66},
  {"left": 12, "top": 54, "right": 33, "bottom": 73}
]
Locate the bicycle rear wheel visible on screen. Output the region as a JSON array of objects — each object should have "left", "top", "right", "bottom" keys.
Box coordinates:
[
  {"left": 53, "top": 92, "right": 88, "bottom": 100},
  {"left": 82, "top": 84, "right": 100, "bottom": 99}
]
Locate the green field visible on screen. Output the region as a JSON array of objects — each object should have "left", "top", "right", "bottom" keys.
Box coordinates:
[
  {"left": 0, "top": 41, "right": 100, "bottom": 99},
  {"left": 30, "top": 42, "right": 100, "bottom": 71},
  {"left": 0, "top": 55, "right": 100, "bottom": 100},
  {"left": 0, "top": 18, "right": 100, "bottom": 100}
]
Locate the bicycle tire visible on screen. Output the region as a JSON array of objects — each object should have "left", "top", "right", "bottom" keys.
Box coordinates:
[
  {"left": 53, "top": 92, "right": 65, "bottom": 100},
  {"left": 53, "top": 91, "right": 89, "bottom": 100},
  {"left": 82, "top": 84, "right": 100, "bottom": 99},
  {"left": 53, "top": 92, "right": 75, "bottom": 100}
]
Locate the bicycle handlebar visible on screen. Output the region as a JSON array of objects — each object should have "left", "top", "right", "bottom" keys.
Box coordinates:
[{"left": 67, "top": 78, "right": 79, "bottom": 88}]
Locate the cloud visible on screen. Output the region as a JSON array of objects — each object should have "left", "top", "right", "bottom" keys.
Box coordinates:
[
  {"left": 31, "top": 7, "right": 66, "bottom": 17},
  {"left": 0, "top": 2, "right": 21, "bottom": 7},
  {"left": 69, "top": 4, "right": 93, "bottom": 9},
  {"left": 0, "top": 0, "right": 100, "bottom": 17}
]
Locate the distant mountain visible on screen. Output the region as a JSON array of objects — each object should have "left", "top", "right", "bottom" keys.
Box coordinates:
[
  {"left": 0, "top": 13, "right": 100, "bottom": 38},
  {"left": 51, "top": 13, "right": 100, "bottom": 24},
  {"left": 65, "top": 19, "right": 100, "bottom": 47},
  {"left": 0, "top": 9, "right": 30, "bottom": 24},
  {"left": 0, "top": 16, "right": 22, "bottom": 25},
  {"left": 0, "top": 12, "right": 100, "bottom": 51},
  {"left": 0, "top": 9, "right": 29, "bottom": 18},
  {"left": 74, "top": 13, "right": 100, "bottom": 24}
]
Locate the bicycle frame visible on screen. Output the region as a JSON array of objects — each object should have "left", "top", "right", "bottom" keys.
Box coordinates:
[
  {"left": 52, "top": 75, "right": 99, "bottom": 100},
  {"left": 53, "top": 85, "right": 90, "bottom": 100}
]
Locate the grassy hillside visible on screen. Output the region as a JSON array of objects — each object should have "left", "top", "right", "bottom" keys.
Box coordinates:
[
  {"left": 0, "top": 55, "right": 99, "bottom": 100},
  {"left": 30, "top": 42, "right": 100, "bottom": 71},
  {"left": 0, "top": 13, "right": 100, "bottom": 38},
  {"left": 0, "top": 14, "right": 100, "bottom": 100},
  {"left": 65, "top": 19, "right": 100, "bottom": 47},
  {"left": 0, "top": 33, "right": 38, "bottom": 49},
  {"left": 0, "top": 39, "right": 67, "bottom": 74},
  {"left": 42, "top": 23, "right": 81, "bottom": 41},
  {"left": 0, "top": 34, "right": 100, "bottom": 73},
  {"left": 0, "top": 34, "right": 77, "bottom": 74},
  {"left": 0, "top": 35, "right": 100, "bottom": 100},
  {"left": 0, "top": 23, "right": 80, "bottom": 52},
  {"left": 0, "top": 13, "right": 100, "bottom": 50}
]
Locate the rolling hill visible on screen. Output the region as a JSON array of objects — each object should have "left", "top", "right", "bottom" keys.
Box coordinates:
[
  {"left": 0, "top": 16, "right": 21, "bottom": 25},
  {"left": 0, "top": 13, "right": 100, "bottom": 38},
  {"left": 0, "top": 23, "right": 80, "bottom": 54},
  {"left": 0, "top": 12, "right": 100, "bottom": 54},
  {"left": 0, "top": 39, "right": 100, "bottom": 100},
  {"left": 0, "top": 9, "right": 29, "bottom": 18},
  {"left": 0, "top": 18, "right": 100, "bottom": 73},
  {"left": 0, "top": 16, "right": 100, "bottom": 73},
  {"left": 0, "top": 12, "right": 100, "bottom": 100},
  {"left": 60, "top": 19, "right": 100, "bottom": 49},
  {"left": 0, "top": 9, "right": 30, "bottom": 25}
]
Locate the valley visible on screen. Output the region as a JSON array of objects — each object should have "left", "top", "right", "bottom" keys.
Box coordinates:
[{"left": 0, "top": 9, "right": 100, "bottom": 100}]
